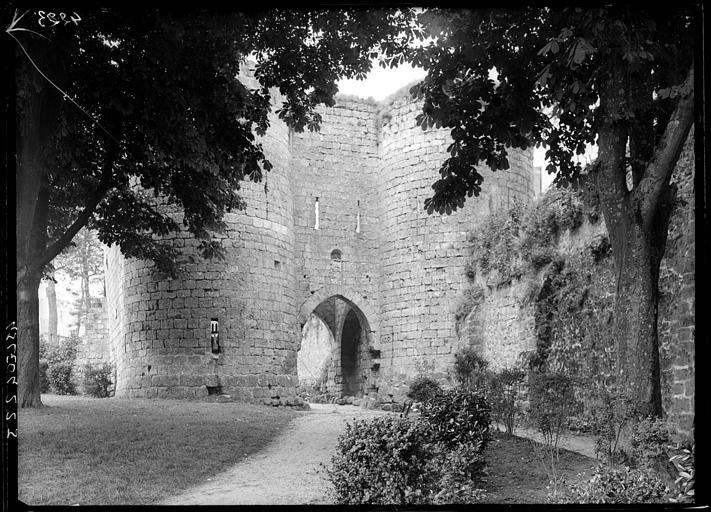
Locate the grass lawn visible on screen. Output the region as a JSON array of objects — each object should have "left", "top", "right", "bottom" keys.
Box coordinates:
[
  {"left": 18, "top": 394, "right": 298, "bottom": 505},
  {"left": 481, "top": 430, "right": 599, "bottom": 503}
]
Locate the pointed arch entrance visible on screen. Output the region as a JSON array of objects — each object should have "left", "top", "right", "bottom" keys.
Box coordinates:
[{"left": 297, "top": 286, "right": 380, "bottom": 397}]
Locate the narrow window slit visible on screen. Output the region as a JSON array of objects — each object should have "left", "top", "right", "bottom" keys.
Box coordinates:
[
  {"left": 314, "top": 197, "right": 320, "bottom": 230},
  {"left": 210, "top": 318, "right": 221, "bottom": 354}
]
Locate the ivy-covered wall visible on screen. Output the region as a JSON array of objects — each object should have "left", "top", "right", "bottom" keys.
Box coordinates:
[{"left": 459, "top": 133, "right": 694, "bottom": 441}]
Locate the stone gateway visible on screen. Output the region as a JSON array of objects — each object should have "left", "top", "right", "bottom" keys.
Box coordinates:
[{"left": 104, "top": 69, "right": 539, "bottom": 403}]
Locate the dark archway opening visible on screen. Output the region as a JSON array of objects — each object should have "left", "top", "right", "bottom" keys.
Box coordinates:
[
  {"left": 340, "top": 309, "right": 361, "bottom": 396},
  {"left": 297, "top": 294, "right": 374, "bottom": 398}
]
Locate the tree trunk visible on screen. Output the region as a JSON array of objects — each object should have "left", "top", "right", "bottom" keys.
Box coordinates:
[
  {"left": 46, "top": 278, "right": 58, "bottom": 340},
  {"left": 594, "top": 51, "right": 661, "bottom": 417},
  {"left": 16, "top": 35, "right": 61, "bottom": 408},
  {"left": 594, "top": 53, "right": 692, "bottom": 419},
  {"left": 608, "top": 221, "right": 664, "bottom": 417},
  {"left": 18, "top": 272, "right": 43, "bottom": 407}
]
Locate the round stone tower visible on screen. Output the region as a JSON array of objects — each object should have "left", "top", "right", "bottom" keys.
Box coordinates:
[
  {"left": 107, "top": 70, "right": 298, "bottom": 401},
  {"left": 374, "top": 87, "right": 537, "bottom": 397}
]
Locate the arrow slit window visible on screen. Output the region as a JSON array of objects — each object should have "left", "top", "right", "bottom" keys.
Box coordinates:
[
  {"left": 210, "top": 318, "right": 220, "bottom": 354},
  {"left": 314, "top": 197, "right": 320, "bottom": 230}
]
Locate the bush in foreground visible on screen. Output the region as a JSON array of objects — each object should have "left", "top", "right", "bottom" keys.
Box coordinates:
[
  {"left": 327, "top": 389, "right": 492, "bottom": 504},
  {"left": 419, "top": 387, "right": 491, "bottom": 451},
  {"left": 564, "top": 464, "right": 669, "bottom": 504},
  {"left": 424, "top": 442, "right": 487, "bottom": 504},
  {"left": 528, "top": 372, "right": 577, "bottom": 456},
  {"left": 326, "top": 416, "right": 432, "bottom": 504},
  {"left": 43, "top": 336, "right": 79, "bottom": 395}
]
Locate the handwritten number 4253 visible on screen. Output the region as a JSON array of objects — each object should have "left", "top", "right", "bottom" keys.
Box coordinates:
[{"left": 38, "top": 11, "right": 81, "bottom": 28}]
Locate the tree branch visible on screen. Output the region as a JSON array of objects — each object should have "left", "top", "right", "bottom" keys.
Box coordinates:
[
  {"left": 32, "top": 169, "right": 114, "bottom": 275},
  {"left": 28, "top": 133, "right": 119, "bottom": 275},
  {"left": 636, "top": 64, "right": 695, "bottom": 225}
]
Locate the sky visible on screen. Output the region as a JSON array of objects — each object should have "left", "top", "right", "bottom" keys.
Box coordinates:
[{"left": 337, "top": 62, "right": 555, "bottom": 192}]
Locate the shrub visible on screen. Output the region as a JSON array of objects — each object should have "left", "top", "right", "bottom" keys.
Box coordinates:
[
  {"left": 424, "top": 443, "right": 487, "bottom": 504},
  {"left": 326, "top": 416, "right": 432, "bottom": 504},
  {"left": 327, "top": 391, "right": 493, "bottom": 505},
  {"left": 82, "top": 362, "right": 114, "bottom": 398},
  {"left": 407, "top": 376, "right": 442, "bottom": 404},
  {"left": 630, "top": 416, "right": 670, "bottom": 462},
  {"left": 588, "top": 385, "right": 637, "bottom": 464},
  {"left": 565, "top": 464, "right": 670, "bottom": 503},
  {"left": 467, "top": 201, "right": 525, "bottom": 285},
  {"left": 44, "top": 336, "right": 79, "bottom": 395},
  {"left": 528, "top": 372, "right": 578, "bottom": 457},
  {"left": 453, "top": 347, "right": 489, "bottom": 391},
  {"left": 39, "top": 359, "right": 50, "bottom": 393},
  {"left": 44, "top": 337, "right": 77, "bottom": 395},
  {"left": 577, "top": 172, "right": 602, "bottom": 223},
  {"left": 519, "top": 201, "right": 559, "bottom": 258},
  {"left": 489, "top": 367, "right": 526, "bottom": 436},
  {"left": 47, "top": 362, "right": 76, "bottom": 395},
  {"left": 669, "top": 444, "right": 694, "bottom": 503},
  {"left": 419, "top": 387, "right": 491, "bottom": 451},
  {"left": 528, "top": 371, "right": 578, "bottom": 498}
]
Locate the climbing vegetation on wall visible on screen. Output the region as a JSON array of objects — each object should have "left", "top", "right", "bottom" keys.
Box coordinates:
[
  {"left": 466, "top": 177, "right": 600, "bottom": 290},
  {"left": 462, "top": 180, "right": 618, "bottom": 422}
]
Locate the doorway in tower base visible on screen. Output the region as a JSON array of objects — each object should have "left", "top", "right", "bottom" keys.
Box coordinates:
[{"left": 296, "top": 294, "right": 375, "bottom": 398}]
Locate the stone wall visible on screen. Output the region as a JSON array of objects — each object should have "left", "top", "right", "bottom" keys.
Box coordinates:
[
  {"left": 289, "top": 97, "right": 383, "bottom": 397},
  {"left": 658, "top": 129, "right": 695, "bottom": 439},
  {"left": 290, "top": 97, "right": 382, "bottom": 313},
  {"left": 72, "top": 297, "right": 111, "bottom": 391}
]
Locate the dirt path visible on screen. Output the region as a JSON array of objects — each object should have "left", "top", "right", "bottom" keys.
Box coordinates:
[
  {"left": 158, "top": 403, "right": 386, "bottom": 505},
  {"left": 497, "top": 424, "right": 598, "bottom": 459}
]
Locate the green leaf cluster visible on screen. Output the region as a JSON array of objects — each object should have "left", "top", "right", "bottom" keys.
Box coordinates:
[
  {"left": 418, "top": 387, "right": 492, "bottom": 451},
  {"left": 404, "top": 7, "right": 694, "bottom": 214},
  {"left": 565, "top": 464, "right": 670, "bottom": 504},
  {"left": 406, "top": 375, "right": 442, "bottom": 404},
  {"left": 327, "top": 389, "right": 491, "bottom": 504},
  {"left": 82, "top": 362, "right": 114, "bottom": 398},
  {"left": 39, "top": 335, "right": 79, "bottom": 395},
  {"left": 21, "top": 8, "right": 415, "bottom": 275},
  {"left": 326, "top": 416, "right": 433, "bottom": 505},
  {"left": 453, "top": 346, "right": 489, "bottom": 390}
]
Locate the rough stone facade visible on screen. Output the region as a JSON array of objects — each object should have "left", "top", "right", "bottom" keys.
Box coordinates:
[
  {"left": 104, "top": 70, "right": 538, "bottom": 403},
  {"left": 657, "top": 129, "right": 695, "bottom": 439}
]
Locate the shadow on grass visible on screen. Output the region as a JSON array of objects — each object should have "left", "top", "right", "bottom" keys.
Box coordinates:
[{"left": 18, "top": 394, "right": 299, "bottom": 505}]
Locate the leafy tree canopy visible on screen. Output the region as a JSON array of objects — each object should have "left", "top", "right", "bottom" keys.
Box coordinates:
[
  {"left": 15, "top": 7, "right": 414, "bottom": 278},
  {"left": 401, "top": 7, "right": 694, "bottom": 214}
]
